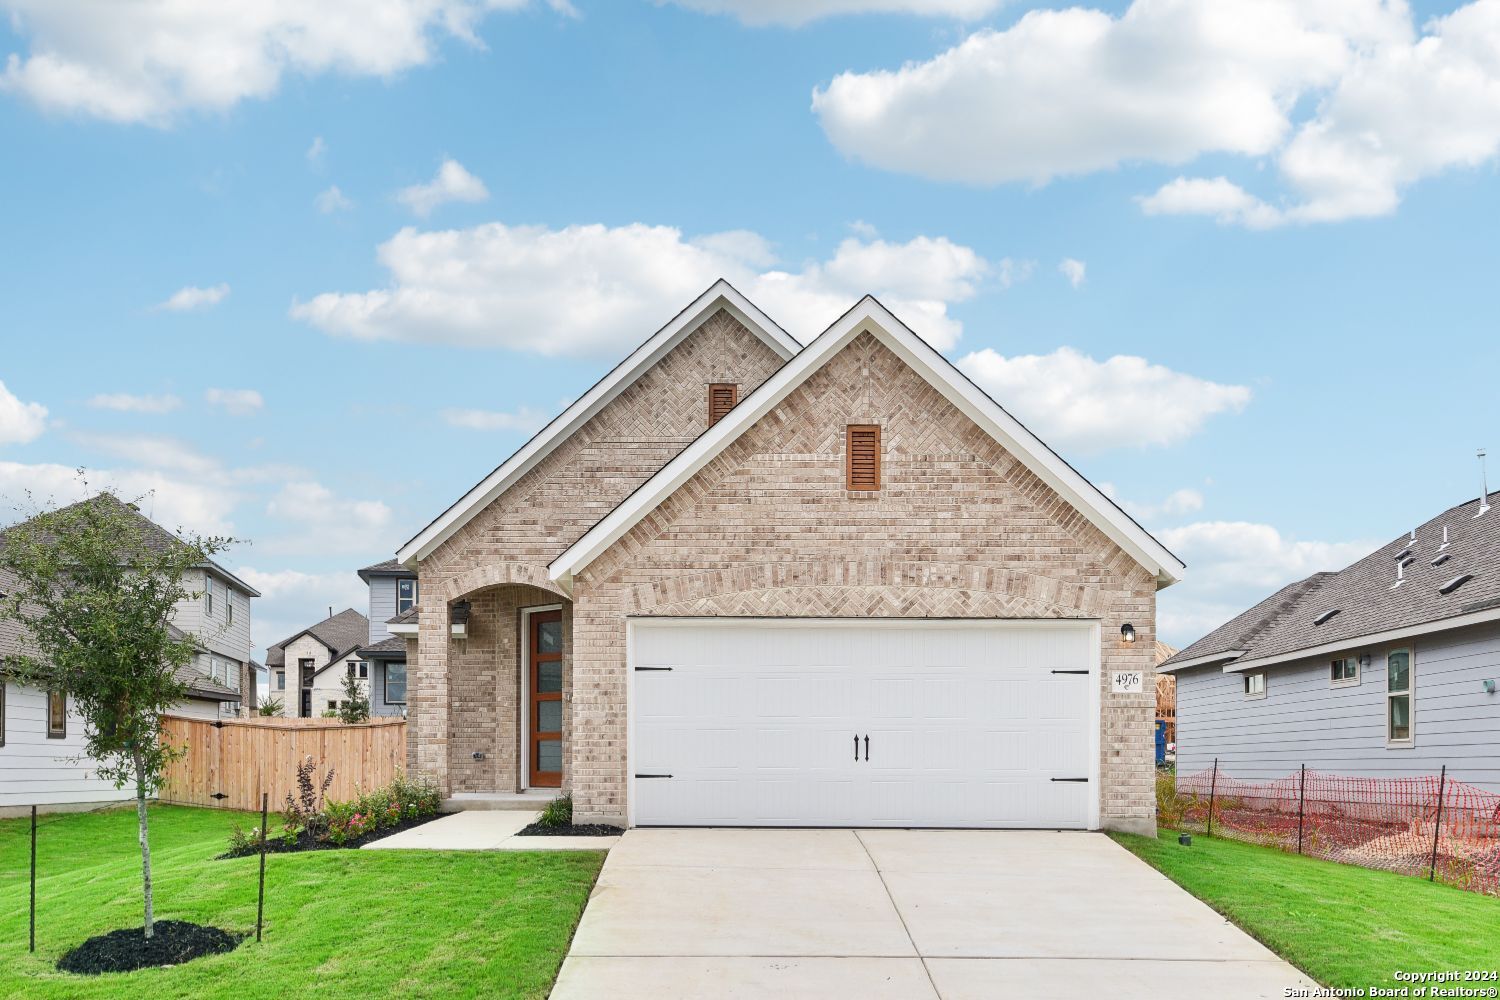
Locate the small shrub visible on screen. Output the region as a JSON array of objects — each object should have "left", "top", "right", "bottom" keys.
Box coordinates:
[
  {"left": 323, "top": 799, "right": 379, "bottom": 845},
  {"left": 1156, "top": 771, "right": 1186, "bottom": 828},
  {"left": 338, "top": 673, "right": 370, "bottom": 724},
  {"left": 538, "top": 793, "right": 572, "bottom": 829},
  {"left": 390, "top": 774, "right": 442, "bottom": 820},
  {"left": 257, "top": 697, "right": 284, "bottom": 717},
  {"left": 282, "top": 755, "right": 335, "bottom": 839},
  {"left": 227, "top": 822, "right": 268, "bottom": 853}
]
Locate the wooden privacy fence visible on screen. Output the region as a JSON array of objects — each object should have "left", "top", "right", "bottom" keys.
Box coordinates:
[{"left": 158, "top": 715, "right": 407, "bottom": 812}]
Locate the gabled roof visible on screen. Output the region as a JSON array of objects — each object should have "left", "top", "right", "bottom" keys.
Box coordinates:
[
  {"left": 1164, "top": 492, "right": 1500, "bottom": 673},
  {"left": 358, "top": 635, "right": 408, "bottom": 659},
  {"left": 264, "top": 608, "right": 369, "bottom": 669},
  {"left": 396, "top": 279, "right": 801, "bottom": 566},
  {"left": 548, "top": 295, "right": 1185, "bottom": 589}
]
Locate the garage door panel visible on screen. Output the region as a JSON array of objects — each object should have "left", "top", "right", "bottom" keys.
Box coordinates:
[{"left": 632, "top": 620, "right": 1097, "bottom": 829}]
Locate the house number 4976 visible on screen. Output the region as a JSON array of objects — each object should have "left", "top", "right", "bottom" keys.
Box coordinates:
[{"left": 1111, "top": 671, "right": 1144, "bottom": 694}]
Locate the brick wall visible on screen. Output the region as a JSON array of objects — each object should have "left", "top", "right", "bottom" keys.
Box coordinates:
[
  {"left": 570, "top": 331, "right": 1159, "bottom": 833},
  {"left": 409, "top": 309, "right": 786, "bottom": 794}
]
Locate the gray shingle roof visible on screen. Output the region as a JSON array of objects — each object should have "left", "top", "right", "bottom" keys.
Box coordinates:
[
  {"left": 387, "top": 606, "right": 417, "bottom": 626},
  {"left": 357, "top": 635, "right": 408, "bottom": 658},
  {"left": 358, "top": 558, "right": 414, "bottom": 582},
  {"left": 264, "top": 608, "right": 370, "bottom": 670},
  {"left": 1164, "top": 492, "right": 1500, "bottom": 670}
]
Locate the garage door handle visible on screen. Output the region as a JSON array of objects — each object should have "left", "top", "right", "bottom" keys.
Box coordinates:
[
  {"left": 1051, "top": 669, "right": 1089, "bottom": 675},
  {"left": 635, "top": 773, "right": 673, "bottom": 779},
  {"left": 863, "top": 735, "right": 869, "bottom": 762},
  {"left": 1050, "top": 777, "right": 1089, "bottom": 782},
  {"left": 854, "top": 734, "right": 859, "bottom": 762}
]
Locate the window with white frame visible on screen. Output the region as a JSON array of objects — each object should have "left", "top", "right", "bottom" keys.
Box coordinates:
[
  {"left": 47, "top": 689, "right": 66, "bottom": 738},
  {"left": 358, "top": 661, "right": 368, "bottom": 679},
  {"left": 1387, "top": 648, "right": 1413, "bottom": 743},
  {"left": 226, "top": 588, "right": 234, "bottom": 625},
  {"left": 205, "top": 578, "right": 213, "bottom": 617},
  {"left": 226, "top": 663, "right": 239, "bottom": 692},
  {"left": 1331, "top": 656, "right": 1360, "bottom": 687},
  {"left": 0, "top": 681, "right": 6, "bottom": 747},
  {"left": 276, "top": 671, "right": 285, "bottom": 691},
  {"left": 385, "top": 662, "right": 407, "bottom": 704},
  {"left": 1243, "top": 672, "right": 1266, "bottom": 699},
  {"left": 397, "top": 578, "right": 417, "bottom": 615}
]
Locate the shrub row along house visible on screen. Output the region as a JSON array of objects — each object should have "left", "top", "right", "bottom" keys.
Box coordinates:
[
  {"left": 381, "top": 282, "right": 1184, "bottom": 833},
  {"left": 0, "top": 495, "right": 260, "bottom": 815},
  {"left": 1162, "top": 492, "right": 1500, "bottom": 793}
]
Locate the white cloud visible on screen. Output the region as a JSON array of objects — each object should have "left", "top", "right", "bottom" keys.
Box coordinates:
[
  {"left": 0, "top": 1, "right": 549, "bottom": 125},
  {"left": 154, "top": 283, "right": 229, "bottom": 312},
  {"left": 661, "top": 0, "right": 1003, "bottom": 27},
  {"left": 396, "top": 159, "right": 490, "bottom": 216},
  {"left": 813, "top": 0, "right": 1500, "bottom": 224},
  {"left": 87, "top": 392, "right": 182, "bottom": 414},
  {"left": 996, "top": 257, "right": 1034, "bottom": 289},
  {"left": 263, "top": 481, "right": 394, "bottom": 555},
  {"left": 315, "top": 185, "right": 353, "bottom": 213},
  {"left": 957, "top": 346, "right": 1251, "bottom": 452},
  {"left": 0, "top": 460, "right": 237, "bottom": 536},
  {"left": 0, "top": 380, "right": 48, "bottom": 445},
  {"left": 442, "top": 406, "right": 549, "bottom": 432},
  {"left": 306, "top": 135, "right": 326, "bottom": 163},
  {"left": 1155, "top": 520, "right": 1375, "bottom": 643},
  {"left": 293, "top": 221, "right": 993, "bottom": 355},
  {"left": 205, "top": 388, "right": 264, "bottom": 416},
  {"left": 1107, "top": 486, "right": 1204, "bottom": 522},
  {"left": 848, "top": 219, "right": 879, "bottom": 239},
  {"left": 1058, "top": 258, "right": 1086, "bottom": 289}
]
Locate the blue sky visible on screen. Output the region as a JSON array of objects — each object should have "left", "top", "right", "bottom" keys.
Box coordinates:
[{"left": 1, "top": 0, "right": 1497, "bottom": 654}]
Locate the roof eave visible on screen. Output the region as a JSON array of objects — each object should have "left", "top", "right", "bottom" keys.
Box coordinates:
[
  {"left": 1158, "top": 649, "right": 1247, "bottom": 674},
  {"left": 1222, "top": 605, "right": 1500, "bottom": 673}
]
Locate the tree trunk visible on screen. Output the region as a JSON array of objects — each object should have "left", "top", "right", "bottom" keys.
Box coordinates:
[{"left": 134, "top": 749, "right": 154, "bottom": 939}]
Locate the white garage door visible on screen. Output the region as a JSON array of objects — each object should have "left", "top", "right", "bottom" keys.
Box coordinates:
[{"left": 629, "top": 619, "right": 1099, "bottom": 829}]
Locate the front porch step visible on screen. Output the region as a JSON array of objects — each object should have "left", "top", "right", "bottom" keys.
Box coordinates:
[{"left": 442, "top": 790, "right": 560, "bottom": 812}]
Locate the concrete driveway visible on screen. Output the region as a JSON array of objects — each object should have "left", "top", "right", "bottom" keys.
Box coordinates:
[{"left": 551, "top": 829, "right": 1314, "bottom": 1000}]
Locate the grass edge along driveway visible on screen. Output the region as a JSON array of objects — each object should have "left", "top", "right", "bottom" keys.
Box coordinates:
[
  {"left": 1111, "top": 829, "right": 1500, "bottom": 991},
  {"left": 1, "top": 804, "right": 603, "bottom": 1000}
]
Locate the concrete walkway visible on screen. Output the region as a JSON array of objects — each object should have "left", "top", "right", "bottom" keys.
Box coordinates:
[
  {"left": 551, "top": 829, "right": 1315, "bottom": 1000},
  {"left": 361, "top": 810, "right": 619, "bottom": 851}
]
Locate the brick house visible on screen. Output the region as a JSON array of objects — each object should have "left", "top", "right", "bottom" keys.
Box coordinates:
[{"left": 393, "top": 281, "right": 1183, "bottom": 834}]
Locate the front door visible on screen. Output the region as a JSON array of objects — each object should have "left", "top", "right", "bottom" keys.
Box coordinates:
[{"left": 528, "top": 610, "right": 564, "bottom": 787}]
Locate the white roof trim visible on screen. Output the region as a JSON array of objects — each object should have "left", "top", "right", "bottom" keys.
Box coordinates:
[
  {"left": 549, "top": 295, "right": 1185, "bottom": 587},
  {"left": 387, "top": 621, "right": 418, "bottom": 637},
  {"left": 1157, "top": 649, "right": 1247, "bottom": 674},
  {"left": 396, "top": 280, "right": 800, "bottom": 565},
  {"left": 1221, "top": 605, "right": 1500, "bottom": 673}
]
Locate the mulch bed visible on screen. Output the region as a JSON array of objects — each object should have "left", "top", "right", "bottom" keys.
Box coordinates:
[
  {"left": 217, "top": 812, "right": 448, "bottom": 859},
  {"left": 517, "top": 822, "right": 623, "bottom": 837},
  {"left": 57, "top": 920, "right": 242, "bottom": 975}
]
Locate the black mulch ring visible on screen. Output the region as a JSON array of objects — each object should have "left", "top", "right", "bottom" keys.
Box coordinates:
[
  {"left": 216, "top": 812, "right": 449, "bottom": 859},
  {"left": 57, "top": 920, "right": 242, "bottom": 975},
  {"left": 517, "top": 822, "right": 623, "bottom": 837}
]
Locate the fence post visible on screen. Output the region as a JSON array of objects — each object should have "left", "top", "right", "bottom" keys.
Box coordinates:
[
  {"left": 256, "top": 792, "right": 269, "bottom": 941},
  {"left": 1296, "top": 764, "right": 1307, "bottom": 855},
  {"left": 29, "top": 805, "right": 36, "bottom": 953},
  {"left": 1206, "top": 758, "right": 1219, "bottom": 837},
  {"left": 1429, "top": 765, "right": 1447, "bottom": 883}
]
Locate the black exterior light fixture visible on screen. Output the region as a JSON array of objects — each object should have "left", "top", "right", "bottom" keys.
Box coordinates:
[
  {"left": 1120, "top": 623, "right": 1137, "bottom": 644},
  {"left": 450, "top": 600, "right": 472, "bottom": 639}
]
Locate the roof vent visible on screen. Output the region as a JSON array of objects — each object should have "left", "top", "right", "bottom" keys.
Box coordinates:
[
  {"left": 1392, "top": 562, "right": 1405, "bottom": 589},
  {"left": 1478, "top": 449, "right": 1490, "bottom": 517},
  {"left": 1440, "top": 525, "right": 1450, "bottom": 550},
  {"left": 1439, "top": 574, "right": 1474, "bottom": 595},
  {"left": 1313, "top": 608, "right": 1341, "bottom": 626},
  {"left": 1432, "top": 553, "right": 1452, "bottom": 568},
  {"left": 1395, "top": 548, "right": 1412, "bottom": 562}
]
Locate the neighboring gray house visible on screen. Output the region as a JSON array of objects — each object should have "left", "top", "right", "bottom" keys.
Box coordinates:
[
  {"left": 354, "top": 559, "right": 412, "bottom": 717},
  {"left": 0, "top": 494, "right": 258, "bottom": 815},
  {"left": 265, "top": 608, "right": 371, "bottom": 718},
  {"left": 1162, "top": 491, "right": 1500, "bottom": 793}
]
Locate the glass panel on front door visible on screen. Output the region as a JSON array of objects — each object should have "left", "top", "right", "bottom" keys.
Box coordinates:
[{"left": 529, "top": 610, "right": 564, "bottom": 788}]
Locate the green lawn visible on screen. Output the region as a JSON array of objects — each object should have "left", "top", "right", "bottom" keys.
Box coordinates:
[
  {"left": 1, "top": 805, "right": 603, "bottom": 1000},
  {"left": 1112, "top": 829, "right": 1500, "bottom": 989}
]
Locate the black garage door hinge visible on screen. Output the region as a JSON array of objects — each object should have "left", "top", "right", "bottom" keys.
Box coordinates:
[
  {"left": 1050, "top": 669, "right": 1089, "bottom": 675},
  {"left": 634, "top": 773, "right": 673, "bottom": 779},
  {"left": 1050, "top": 777, "right": 1089, "bottom": 783}
]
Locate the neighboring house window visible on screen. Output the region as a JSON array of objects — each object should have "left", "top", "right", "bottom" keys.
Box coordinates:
[
  {"left": 276, "top": 671, "right": 286, "bottom": 691},
  {"left": 358, "top": 661, "right": 368, "bottom": 679},
  {"left": 47, "top": 689, "right": 66, "bottom": 738},
  {"left": 1331, "top": 657, "right": 1360, "bottom": 687},
  {"left": 328, "top": 700, "right": 338, "bottom": 711},
  {"left": 348, "top": 661, "right": 356, "bottom": 678},
  {"left": 1388, "top": 648, "right": 1413, "bottom": 743},
  {"left": 1, "top": 681, "right": 6, "bottom": 747},
  {"left": 397, "top": 579, "right": 417, "bottom": 615},
  {"left": 226, "top": 588, "right": 234, "bottom": 625},
  {"left": 226, "top": 663, "right": 240, "bottom": 692},
  {"left": 385, "top": 662, "right": 407, "bottom": 704},
  {"left": 846, "top": 425, "right": 881, "bottom": 491},
  {"left": 1243, "top": 672, "right": 1266, "bottom": 699},
  {"left": 205, "top": 580, "right": 213, "bottom": 617},
  {"left": 707, "top": 383, "right": 737, "bottom": 425}
]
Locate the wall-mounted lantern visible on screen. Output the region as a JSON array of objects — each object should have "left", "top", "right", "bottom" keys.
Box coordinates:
[
  {"left": 450, "top": 600, "right": 471, "bottom": 639},
  {"left": 1120, "top": 623, "right": 1137, "bottom": 644}
]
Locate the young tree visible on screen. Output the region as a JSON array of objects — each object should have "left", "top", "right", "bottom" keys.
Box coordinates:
[
  {"left": 257, "top": 696, "right": 285, "bottom": 717},
  {"left": 0, "top": 490, "right": 232, "bottom": 939},
  {"left": 338, "top": 670, "right": 370, "bottom": 724}
]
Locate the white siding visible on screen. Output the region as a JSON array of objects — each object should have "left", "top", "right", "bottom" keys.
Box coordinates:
[
  {"left": 1175, "top": 620, "right": 1500, "bottom": 792},
  {"left": 0, "top": 682, "right": 134, "bottom": 810}
]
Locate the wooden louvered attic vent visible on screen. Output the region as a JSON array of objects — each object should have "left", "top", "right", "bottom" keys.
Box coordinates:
[
  {"left": 846, "top": 425, "right": 881, "bottom": 491},
  {"left": 707, "top": 383, "right": 737, "bottom": 426}
]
